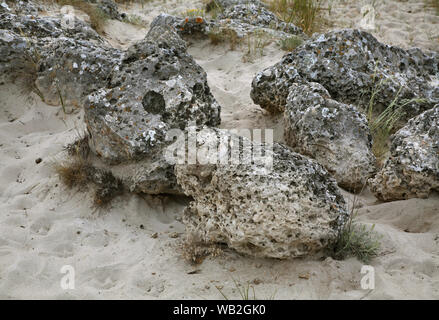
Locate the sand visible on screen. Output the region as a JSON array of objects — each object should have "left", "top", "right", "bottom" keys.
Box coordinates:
[{"left": 0, "top": 0, "right": 438, "bottom": 299}]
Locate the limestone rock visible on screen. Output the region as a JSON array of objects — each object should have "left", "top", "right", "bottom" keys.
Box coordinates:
[
  {"left": 36, "top": 37, "right": 122, "bottom": 106},
  {"left": 284, "top": 82, "right": 376, "bottom": 192},
  {"left": 84, "top": 26, "right": 221, "bottom": 194},
  {"left": 369, "top": 106, "right": 439, "bottom": 201},
  {"left": 175, "top": 128, "right": 348, "bottom": 259},
  {"left": 251, "top": 29, "right": 439, "bottom": 119},
  {"left": 150, "top": 0, "right": 302, "bottom": 42}
]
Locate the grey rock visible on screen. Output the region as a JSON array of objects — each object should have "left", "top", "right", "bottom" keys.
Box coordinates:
[
  {"left": 284, "top": 82, "right": 376, "bottom": 192},
  {"left": 369, "top": 106, "right": 439, "bottom": 201},
  {"left": 96, "top": 0, "right": 121, "bottom": 20},
  {"left": 0, "top": 10, "right": 102, "bottom": 41},
  {"left": 175, "top": 128, "right": 348, "bottom": 259},
  {"left": 150, "top": 0, "right": 302, "bottom": 41},
  {"left": 0, "top": 29, "right": 29, "bottom": 83},
  {"left": 217, "top": 2, "right": 302, "bottom": 35},
  {"left": 84, "top": 26, "right": 221, "bottom": 194},
  {"left": 251, "top": 29, "right": 439, "bottom": 119},
  {"left": 36, "top": 37, "right": 122, "bottom": 106}
]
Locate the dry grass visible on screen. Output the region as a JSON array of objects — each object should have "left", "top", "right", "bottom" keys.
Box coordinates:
[
  {"left": 425, "top": 0, "right": 439, "bottom": 14},
  {"left": 268, "top": 0, "right": 325, "bottom": 35},
  {"left": 242, "top": 29, "right": 273, "bottom": 62},
  {"left": 182, "top": 236, "right": 223, "bottom": 265},
  {"left": 327, "top": 195, "right": 381, "bottom": 264},
  {"left": 279, "top": 35, "right": 303, "bottom": 51},
  {"left": 208, "top": 27, "right": 239, "bottom": 50},
  {"left": 56, "top": 134, "right": 124, "bottom": 207},
  {"left": 12, "top": 29, "right": 45, "bottom": 102}
]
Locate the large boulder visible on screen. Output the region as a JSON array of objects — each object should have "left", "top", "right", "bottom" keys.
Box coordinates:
[
  {"left": 84, "top": 26, "right": 221, "bottom": 194},
  {"left": 175, "top": 128, "right": 348, "bottom": 259},
  {"left": 251, "top": 29, "right": 439, "bottom": 119},
  {"left": 0, "top": 8, "right": 108, "bottom": 98},
  {"left": 284, "top": 82, "right": 376, "bottom": 192},
  {"left": 369, "top": 106, "right": 439, "bottom": 201}
]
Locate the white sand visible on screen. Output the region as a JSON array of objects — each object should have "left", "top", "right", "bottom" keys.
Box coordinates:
[{"left": 0, "top": 0, "right": 438, "bottom": 299}]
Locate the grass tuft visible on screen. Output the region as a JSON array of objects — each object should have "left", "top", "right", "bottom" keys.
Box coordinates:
[
  {"left": 268, "top": 0, "right": 324, "bottom": 35},
  {"left": 366, "top": 72, "right": 427, "bottom": 164},
  {"left": 208, "top": 27, "right": 239, "bottom": 50},
  {"left": 182, "top": 236, "right": 223, "bottom": 265},
  {"left": 327, "top": 196, "right": 381, "bottom": 264},
  {"left": 56, "top": 133, "right": 123, "bottom": 207},
  {"left": 279, "top": 35, "right": 303, "bottom": 51}
]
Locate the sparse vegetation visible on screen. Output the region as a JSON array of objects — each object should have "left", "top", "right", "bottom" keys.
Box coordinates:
[
  {"left": 182, "top": 236, "right": 223, "bottom": 265},
  {"left": 279, "top": 35, "right": 303, "bottom": 51},
  {"left": 181, "top": 8, "right": 206, "bottom": 18},
  {"left": 216, "top": 278, "right": 277, "bottom": 300},
  {"left": 425, "top": 0, "right": 439, "bottom": 15},
  {"left": 13, "top": 29, "right": 45, "bottom": 102},
  {"left": 204, "top": 0, "right": 224, "bottom": 19},
  {"left": 268, "top": 0, "right": 325, "bottom": 35},
  {"left": 208, "top": 26, "right": 239, "bottom": 50},
  {"left": 242, "top": 30, "right": 273, "bottom": 62},
  {"left": 56, "top": 133, "right": 124, "bottom": 207},
  {"left": 328, "top": 196, "right": 381, "bottom": 264},
  {"left": 365, "top": 72, "right": 427, "bottom": 164}
]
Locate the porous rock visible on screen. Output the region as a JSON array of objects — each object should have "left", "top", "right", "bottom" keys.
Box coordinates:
[
  {"left": 369, "top": 106, "right": 439, "bottom": 201},
  {"left": 84, "top": 26, "right": 221, "bottom": 194},
  {"left": 150, "top": 0, "right": 302, "bottom": 41},
  {"left": 251, "top": 29, "right": 439, "bottom": 119},
  {"left": 284, "top": 82, "right": 376, "bottom": 192},
  {"left": 35, "top": 37, "right": 122, "bottom": 106},
  {"left": 175, "top": 128, "right": 348, "bottom": 259}
]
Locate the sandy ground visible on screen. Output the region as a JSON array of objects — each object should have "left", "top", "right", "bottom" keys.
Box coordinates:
[{"left": 0, "top": 0, "right": 439, "bottom": 299}]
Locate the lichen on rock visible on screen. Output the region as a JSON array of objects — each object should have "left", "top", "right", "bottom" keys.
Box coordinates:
[
  {"left": 284, "top": 82, "right": 376, "bottom": 192},
  {"left": 251, "top": 29, "right": 439, "bottom": 120},
  {"left": 369, "top": 106, "right": 439, "bottom": 201},
  {"left": 84, "top": 25, "right": 221, "bottom": 194},
  {"left": 175, "top": 128, "right": 348, "bottom": 259}
]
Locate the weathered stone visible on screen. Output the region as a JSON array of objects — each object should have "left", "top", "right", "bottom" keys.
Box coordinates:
[
  {"left": 95, "top": 0, "right": 121, "bottom": 20},
  {"left": 175, "top": 128, "right": 348, "bottom": 259},
  {"left": 0, "top": 10, "right": 102, "bottom": 42},
  {"left": 150, "top": 0, "right": 302, "bottom": 42},
  {"left": 369, "top": 106, "right": 439, "bottom": 201},
  {"left": 284, "top": 82, "right": 376, "bottom": 192},
  {"left": 251, "top": 29, "right": 439, "bottom": 119},
  {"left": 84, "top": 26, "right": 221, "bottom": 194},
  {"left": 35, "top": 37, "right": 122, "bottom": 106},
  {"left": 0, "top": 29, "right": 29, "bottom": 83},
  {"left": 216, "top": 2, "right": 302, "bottom": 35}
]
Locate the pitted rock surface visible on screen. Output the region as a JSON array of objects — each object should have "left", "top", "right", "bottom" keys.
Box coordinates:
[
  {"left": 150, "top": 0, "right": 303, "bottom": 41},
  {"left": 175, "top": 128, "right": 348, "bottom": 259},
  {"left": 84, "top": 26, "right": 221, "bottom": 194},
  {"left": 369, "top": 106, "right": 439, "bottom": 201},
  {"left": 36, "top": 37, "right": 122, "bottom": 106},
  {"left": 251, "top": 29, "right": 439, "bottom": 119},
  {"left": 284, "top": 82, "right": 376, "bottom": 192}
]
